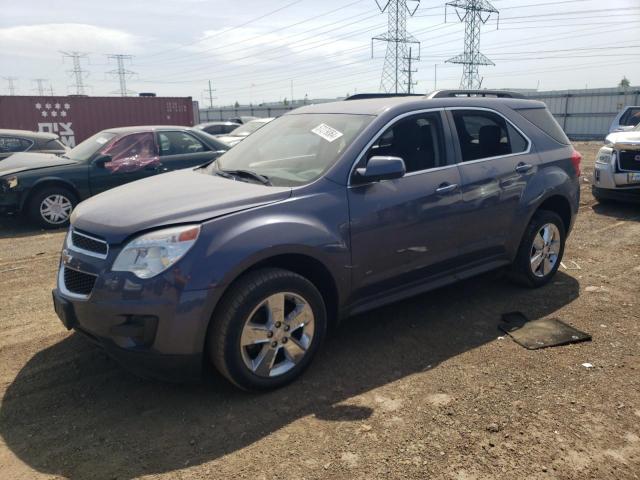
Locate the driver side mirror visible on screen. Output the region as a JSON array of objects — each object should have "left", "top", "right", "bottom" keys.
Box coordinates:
[
  {"left": 93, "top": 154, "right": 112, "bottom": 168},
  {"left": 353, "top": 156, "right": 406, "bottom": 184}
]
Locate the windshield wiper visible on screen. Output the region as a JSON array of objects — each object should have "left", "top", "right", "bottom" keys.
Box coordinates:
[{"left": 222, "top": 169, "right": 272, "bottom": 186}]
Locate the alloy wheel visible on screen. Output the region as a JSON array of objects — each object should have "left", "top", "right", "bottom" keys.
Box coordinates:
[
  {"left": 529, "top": 223, "right": 561, "bottom": 278},
  {"left": 239, "top": 292, "right": 315, "bottom": 378}
]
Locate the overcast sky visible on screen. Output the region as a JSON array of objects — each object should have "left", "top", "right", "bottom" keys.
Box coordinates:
[{"left": 2, "top": 0, "right": 639, "bottom": 105}]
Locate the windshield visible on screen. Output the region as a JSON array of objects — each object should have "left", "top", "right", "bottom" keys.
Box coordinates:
[
  {"left": 65, "top": 132, "right": 118, "bottom": 161},
  {"left": 229, "top": 120, "right": 270, "bottom": 137},
  {"left": 211, "top": 113, "right": 373, "bottom": 187}
]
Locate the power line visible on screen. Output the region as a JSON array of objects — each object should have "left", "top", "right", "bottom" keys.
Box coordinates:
[
  {"left": 137, "top": 0, "right": 368, "bottom": 67},
  {"left": 3, "top": 77, "right": 18, "bottom": 95},
  {"left": 445, "top": 0, "right": 499, "bottom": 89},
  {"left": 61, "top": 51, "right": 90, "bottom": 95},
  {"left": 107, "top": 54, "right": 136, "bottom": 96},
  {"left": 372, "top": 0, "right": 421, "bottom": 93},
  {"left": 145, "top": 0, "right": 309, "bottom": 58}
]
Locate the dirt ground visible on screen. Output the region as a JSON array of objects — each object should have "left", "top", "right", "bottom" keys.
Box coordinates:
[{"left": 0, "top": 142, "right": 638, "bottom": 480}]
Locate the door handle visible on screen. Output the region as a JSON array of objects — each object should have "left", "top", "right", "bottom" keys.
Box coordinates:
[
  {"left": 515, "top": 163, "right": 533, "bottom": 174},
  {"left": 435, "top": 183, "right": 458, "bottom": 194}
]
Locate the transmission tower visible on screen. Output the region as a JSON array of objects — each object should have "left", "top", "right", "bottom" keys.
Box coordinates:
[
  {"left": 32, "top": 78, "right": 49, "bottom": 96},
  {"left": 372, "top": 0, "right": 421, "bottom": 94},
  {"left": 445, "top": 0, "right": 498, "bottom": 89},
  {"left": 107, "top": 54, "right": 136, "bottom": 96},
  {"left": 61, "top": 51, "right": 90, "bottom": 95},
  {"left": 3, "top": 77, "right": 18, "bottom": 95}
]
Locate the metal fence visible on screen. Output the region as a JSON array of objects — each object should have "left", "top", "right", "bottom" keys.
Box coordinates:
[
  {"left": 522, "top": 86, "right": 640, "bottom": 140},
  {"left": 198, "top": 105, "right": 298, "bottom": 123},
  {"left": 200, "top": 87, "right": 640, "bottom": 141}
]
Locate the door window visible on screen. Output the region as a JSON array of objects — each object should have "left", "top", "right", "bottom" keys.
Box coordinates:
[
  {"left": 0, "top": 137, "right": 32, "bottom": 153},
  {"left": 204, "top": 125, "right": 223, "bottom": 135},
  {"left": 365, "top": 112, "right": 446, "bottom": 173},
  {"left": 100, "top": 132, "right": 159, "bottom": 174},
  {"left": 620, "top": 107, "right": 640, "bottom": 127},
  {"left": 158, "top": 131, "right": 208, "bottom": 156},
  {"left": 451, "top": 110, "right": 528, "bottom": 162}
]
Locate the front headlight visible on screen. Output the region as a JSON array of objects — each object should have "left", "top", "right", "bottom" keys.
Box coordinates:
[
  {"left": 1, "top": 176, "right": 18, "bottom": 190},
  {"left": 112, "top": 225, "right": 201, "bottom": 279}
]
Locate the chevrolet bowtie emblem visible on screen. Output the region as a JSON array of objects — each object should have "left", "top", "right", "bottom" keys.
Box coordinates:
[{"left": 61, "top": 249, "right": 73, "bottom": 265}]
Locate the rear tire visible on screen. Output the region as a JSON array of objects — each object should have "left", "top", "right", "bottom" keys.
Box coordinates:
[
  {"left": 209, "top": 268, "right": 327, "bottom": 391},
  {"left": 509, "top": 210, "right": 566, "bottom": 288},
  {"left": 27, "top": 186, "right": 77, "bottom": 229}
]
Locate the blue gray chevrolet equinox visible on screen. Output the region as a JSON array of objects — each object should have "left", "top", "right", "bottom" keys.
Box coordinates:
[{"left": 52, "top": 91, "right": 581, "bottom": 390}]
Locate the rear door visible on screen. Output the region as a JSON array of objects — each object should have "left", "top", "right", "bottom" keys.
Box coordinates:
[
  {"left": 447, "top": 108, "right": 535, "bottom": 263},
  {"left": 157, "top": 130, "right": 219, "bottom": 170},
  {"left": 348, "top": 110, "right": 465, "bottom": 302}
]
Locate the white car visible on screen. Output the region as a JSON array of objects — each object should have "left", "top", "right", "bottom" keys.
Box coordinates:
[
  {"left": 592, "top": 124, "right": 640, "bottom": 203},
  {"left": 215, "top": 118, "right": 274, "bottom": 147},
  {"left": 609, "top": 105, "right": 640, "bottom": 133}
]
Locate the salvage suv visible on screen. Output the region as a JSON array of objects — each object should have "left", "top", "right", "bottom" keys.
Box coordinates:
[
  {"left": 592, "top": 123, "right": 640, "bottom": 203},
  {"left": 52, "top": 90, "right": 581, "bottom": 391}
]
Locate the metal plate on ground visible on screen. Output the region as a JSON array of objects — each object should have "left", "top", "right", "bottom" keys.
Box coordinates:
[{"left": 499, "top": 312, "right": 591, "bottom": 350}]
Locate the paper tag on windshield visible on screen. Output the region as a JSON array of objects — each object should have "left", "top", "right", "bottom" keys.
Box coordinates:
[
  {"left": 95, "top": 137, "right": 109, "bottom": 145},
  {"left": 311, "top": 123, "right": 343, "bottom": 143}
]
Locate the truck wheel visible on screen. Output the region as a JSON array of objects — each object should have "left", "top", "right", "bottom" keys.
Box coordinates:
[
  {"left": 27, "top": 186, "right": 77, "bottom": 229},
  {"left": 209, "top": 268, "right": 327, "bottom": 391},
  {"left": 509, "top": 210, "right": 566, "bottom": 288}
]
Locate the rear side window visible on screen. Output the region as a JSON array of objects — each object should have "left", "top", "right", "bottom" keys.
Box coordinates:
[
  {"left": 516, "top": 107, "right": 570, "bottom": 145},
  {"left": 45, "top": 139, "right": 66, "bottom": 150},
  {"left": 451, "top": 110, "right": 529, "bottom": 162},
  {"left": 0, "top": 137, "right": 32, "bottom": 153},
  {"left": 619, "top": 107, "right": 640, "bottom": 127}
]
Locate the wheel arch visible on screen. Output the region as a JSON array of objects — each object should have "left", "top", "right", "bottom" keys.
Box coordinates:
[
  {"left": 535, "top": 194, "right": 572, "bottom": 233},
  {"left": 20, "top": 178, "right": 81, "bottom": 211}
]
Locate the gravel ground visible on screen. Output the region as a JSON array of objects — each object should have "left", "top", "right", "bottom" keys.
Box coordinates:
[{"left": 0, "top": 142, "right": 638, "bottom": 479}]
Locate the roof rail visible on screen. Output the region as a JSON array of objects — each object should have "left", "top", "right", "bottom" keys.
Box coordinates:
[
  {"left": 427, "top": 90, "right": 525, "bottom": 99},
  {"left": 345, "top": 93, "right": 424, "bottom": 100}
]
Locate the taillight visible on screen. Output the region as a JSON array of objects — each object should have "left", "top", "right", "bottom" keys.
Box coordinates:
[{"left": 570, "top": 150, "right": 582, "bottom": 177}]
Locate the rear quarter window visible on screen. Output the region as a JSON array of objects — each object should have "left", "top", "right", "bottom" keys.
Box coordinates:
[{"left": 516, "top": 108, "right": 570, "bottom": 145}]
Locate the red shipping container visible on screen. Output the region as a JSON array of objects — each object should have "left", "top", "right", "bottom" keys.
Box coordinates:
[{"left": 0, "top": 96, "right": 196, "bottom": 147}]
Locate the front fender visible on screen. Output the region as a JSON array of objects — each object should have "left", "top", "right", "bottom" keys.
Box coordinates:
[{"left": 187, "top": 186, "right": 350, "bottom": 295}]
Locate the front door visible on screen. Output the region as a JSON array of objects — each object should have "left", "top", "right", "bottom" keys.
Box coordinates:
[
  {"left": 89, "top": 131, "right": 161, "bottom": 195},
  {"left": 348, "top": 110, "right": 465, "bottom": 302},
  {"left": 447, "top": 108, "right": 537, "bottom": 262}
]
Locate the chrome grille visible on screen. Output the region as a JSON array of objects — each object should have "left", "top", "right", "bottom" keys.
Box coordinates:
[
  {"left": 70, "top": 230, "right": 108, "bottom": 258},
  {"left": 618, "top": 150, "right": 640, "bottom": 172}
]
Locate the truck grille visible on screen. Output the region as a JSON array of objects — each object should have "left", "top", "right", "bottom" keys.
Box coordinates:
[
  {"left": 71, "top": 230, "right": 108, "bottom": 257},
  {"left": 63, "top": 267, "right": 97, "bottom": 296},
  {"left": 618, "top": 150, "right": 640, "bottom": 172}
]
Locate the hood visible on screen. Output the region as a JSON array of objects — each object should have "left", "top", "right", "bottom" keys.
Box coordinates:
[
  {"left": 71, "top": 169, "right": 292, "bottom": 243},
  {"left": 0, "top": 152, "right": 76, "bottom": 176},
  {"left": 606, "top": 131, "right": 640, "bottom": 147}
]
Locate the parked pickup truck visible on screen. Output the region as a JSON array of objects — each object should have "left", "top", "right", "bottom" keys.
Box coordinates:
[{"left": 0, "top": 126, "right": 228, "bottom": 228}]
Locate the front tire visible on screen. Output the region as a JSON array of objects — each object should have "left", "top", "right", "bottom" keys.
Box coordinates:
[
  {"left": 209, "top": 268, "right": 327, "bottom": 391},
  {"left": 509, "top": 210, "right": 566, "bottom": 288},
  {"left": 27, "top": 186, "right": 77, "bottom": 229}
]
